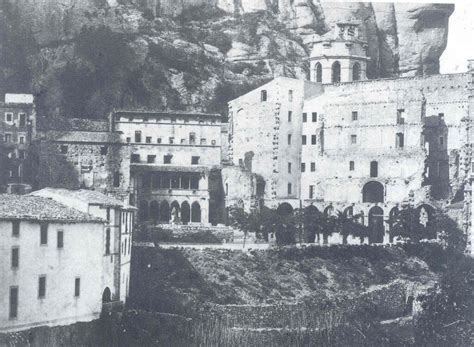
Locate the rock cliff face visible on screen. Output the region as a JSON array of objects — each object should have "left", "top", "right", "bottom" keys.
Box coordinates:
[{"left": 0, "top": 1, "right": 453, "bottom": 119}]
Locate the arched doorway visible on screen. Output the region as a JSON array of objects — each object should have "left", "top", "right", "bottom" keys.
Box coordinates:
[
  {"left": 191, "top": 202, "right": 201, "bottom": 223},
  {"left": 149, "top": 201, "right": 159, "bottom": 224},
  {"left": 102, "top": 287, "right": 111, "bottom": 303},
  {"left": 368, "top": 206, "right": 384, "bottom": 244},
  {"left": 170, "top": 201, "right": 180, "bottom": 224},
  {"left": 352, "top": 62, "right": 361, "bottom": 81},
  {"left": 332, "top": 61, "right": 341, "bottom": 83},
  {"left": 159, "top": 201, "right": 170, "bottom": 223},
  {"left": 181, "top": 201, "right": 190, "bottom": 225},
  {"left": 304, "top": 205, "right": 320, "bottom": 243},
  {"left": 277, "top": 203, "right": 293, "bottom": 217},
  {"left": 139, "top": 201, "right": 148, "bottom": 222},
  {"left": 388, "top": 207, "right": 399, "bottom": 242},
  {"left": 416, "top": 204, "right": 435, "bottom": 227},
  {"left": 362, "top": 181, "right": 384, "bottom": 203},
  {"left": 343, "top": 206, "right": 353, "bottom": 218},
  {"left": 323, "top": 205, "right": 334, "bottom": 217},
  {"left": 314, "top": 62, "right": 322, "bottom": 82}
]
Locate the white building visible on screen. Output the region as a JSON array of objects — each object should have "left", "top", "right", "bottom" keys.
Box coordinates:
[{"left": 0, "top": 194, "right": 109, "bottom": 332}]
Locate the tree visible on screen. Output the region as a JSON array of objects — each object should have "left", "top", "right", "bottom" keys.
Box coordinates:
[
  {"left": 227, "top": 205, "right": 253, "bottom": 248},
  {"left": 388, "top": 205, "right": 436, "bottom": 243}
]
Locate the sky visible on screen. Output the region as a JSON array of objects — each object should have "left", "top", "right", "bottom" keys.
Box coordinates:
[{"left": 440, "top": 0, "right": 474, "bottom": 73}]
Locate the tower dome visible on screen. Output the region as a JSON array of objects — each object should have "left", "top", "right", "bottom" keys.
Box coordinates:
[{"left": 308, "top": 22, "right": 369, "bottom": 84}]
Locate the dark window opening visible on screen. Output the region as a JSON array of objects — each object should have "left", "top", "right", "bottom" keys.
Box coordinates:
[
  {"left": 351, "top": 135, "right": 357, "bottom": 144},
  {"left": 189, "top": 132, "right": 196, "bottom": 145},
  {"left": 261, "top": 90, "right": 267, "bottom": 102},
  {"left": 352, "top": 63, "right": 361, "bottom": 81},
  {"left": 75, "top": 278, "right": 80, "bottom": 297},
  {"left": 164, "top": 155, "right": 172, "bottom": 164},
  {"left": 57, "top": 230, "right": 64, "bottom": 249},
  {"left": 190, "top": 176, "right": 199, "bottom": 190},
  {"left": 288, "top": 183, "right": 292, "bottom": 195},
  {"left": 9, "top": 287, "right": 18, "bottom": 319},
  {"left": 287, "top": 134, "right": 292, "bottom": 145},
  {"left": 100, "top": 146, "right": 108, "bottom": 155},
  {"left": 105, "top": 228, "right": 110, "bottom": 255},
  {"left": 60, "top": 145, "right": 68, "bottom": 154},
  {"left": 191, "top": 156, "right": 200, "bottom": 165},
  {"left": 309, "top": 185, "right": 315, "bottom": 199},
  {"left": 171, "top": 177, "right": 180, "bottom": 189},
  {"left": 181, "top": 175, "right": 190, "bottom": 189},
  {"left": 396, "top": 133, "right": 404, "bottom": 148},
  {"left": 288, "top": 90, "right": 293, "bottom": 102},
  {"left": 302, "top": 135, "right": 307, "bottom": 145},
  {"left": 288, "top": 162, "right": 292, "bottom": 173},
  {"left": 302, "top": 113, "right": 307, "bottom": 122},
  {"left": 312, "top": 112, "right": 317, "bottom": 122},
  {"left": 12, "top": 221, "right": 20, "bottom": 236},
  {"left": 311, "top": 162, "right": 315, "bottom": 172},
  {"left": 113, "top": 172, "right": 120, "bottom": 187},
  {"left": 370, "top": 161, "right": 378, "bottom": 177},
  {"left": 352, "top": 111, "right": 358, "bottom": 121},
  {"left": 288, "top": 111, "right": 292, "bottom": 122},
  {"left": 147, "top": 155, "right": 156, "bottom": 164},
  {"left": 332, "top": 61, "right": 341, "bottom": 83},
  {"left": 131, "top": 154, "right": 140, "bottom": 163},
  {"left": 11, "top": 247, "right": 19, "bottom": 268},
  {"left": 38, "top": 276, "right": 46, "bottom": 298},
  {"left": 315, "top": 63, "right": 322, "bottom": 83},
  {"left": 40, "top": 224, "right": 48, "bottom": 245},
  {"left": 146, "top": 136, "right": 152, "bottom": 143},
  {"left": 397, "top": 109, "right": 405, "bottom": 124},
  {"left": 311, "top": 135, "right": 317, "bottom": 145},
  {"left": 19, "top": 113, "right": 26, "bottom": 127},
  {"left": 135, "top": 131, "right": 141, "bottom": 143},
  {"left": 349, "top": 161, "right": 355, "bottom": 171},
  {"left": 301, "top": 163, "right": 306, "bottom": 172}
]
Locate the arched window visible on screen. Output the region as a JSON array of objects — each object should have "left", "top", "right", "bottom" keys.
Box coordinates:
[
  {"left": 191, "top": 202, "right": 201, "bottom": 223},
  {"left": 159, "top": 201, "right": 170, "bottom": 222},
  {"left": 352, "top": 62, "right": 361, "bottom": 81},
  {"left": 368, "top": 206, "right": 384, "bottom": 244},
  {"left": 102, "top": 287, "right": 111, "bottom": 303},
  {"left": 181, "top": 201, "right": 191, "bottom": 225},
  {"left": 314, "top": 62, "right": 322, "bottom": 83},
  {"left": 277, "top": 203, "right": 293, "bottom": 217},
  {"left": 149, "top": 201, "right": 159, "bottom": 223},
  {"left": 261, "top": 90, "right": 267, "bottom": 102},
  {"left": 362, "top": 181, "right": 384, "bottom": 203},
  {"left": 370, "top": 161, "right": 378, "bottom": 177},
  {"left": 139, "top": 201, "right": 148, "bottom": 221},
  {"left": 332, "top": 61, "right": 341, "bottom": 83},
  {"left": 396, "top": 133, "right": 404, "bottom": 148},
  {"left": 113, "top": 172, "right": 120, "bottom": 187},
  {"left": 170, "top": 201, "right": 180, "bottom": 223},
  {"left": 105, "top": 228, "right": 110, "bottom": 255}
]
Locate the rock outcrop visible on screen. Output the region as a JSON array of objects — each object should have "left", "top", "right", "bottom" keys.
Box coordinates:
[{"left": 0, "top": 0, "right": 454, "bottom": 120}]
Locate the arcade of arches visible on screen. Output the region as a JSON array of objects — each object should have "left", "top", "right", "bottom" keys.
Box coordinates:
[
  {"left": 140, "top": 200, "right": 202, "bottom": 224},
  {"left": 275, "top": 202, "right": 436, "bottom": 244}
]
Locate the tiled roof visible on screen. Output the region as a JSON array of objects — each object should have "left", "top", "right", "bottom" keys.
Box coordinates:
[
  {"left": 31, "top": 188, "right": 135, "bottom": 209},
  {"left": 0, "top": 194, "right": 103, "bottom": 223}
]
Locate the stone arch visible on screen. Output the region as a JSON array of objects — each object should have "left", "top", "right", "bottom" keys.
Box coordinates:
[
  {"left": 343, "top": 206, "right": 354, "bottom": 218},
  {"left": 323, "top": 205, "right": 334, "bottom": 217},
  {"left": 159, "top": 201, "right": 170, "bottom": 222},
  {"left": 139, "top": 200, "right": 149, "bottom": 221},
  {"left": 102, "top": 287, "right": 111, "bottom": 303},
  {"left": 314, "top": 62, "right": 322, "bottom": 82},
  {"left": 181, "top": 201, "right": 190, "bottom": 225},
  {"left": 416, "top": 204, "right": 435, "bottom": 227},
  {"left": 170, "top": 200, "right": 180, "bottom": 223},
  {"left": 332, "top": 61, "right": 341, "bottom": 83},
  {"left": 149, "top": 200, "right": 159, "bottom": 223},
  {"left": 191, "top": 202, "right": 201, "bottom": 223},
  {"left": 362, "top": 181, "right": 384, "bottom": 203},
  {"left": 368, "top": 206, "right": 384, "bottom": 244},
  {"left": 352, "top": 62, "right": 361, "bottom": 81},
  {"left": 277, "top": 202, "right": 293, "bottom": 217}
]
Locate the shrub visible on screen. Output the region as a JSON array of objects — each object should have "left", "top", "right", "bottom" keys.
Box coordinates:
[{"left": 204, "top": 31, "right": 233, "bottom": 55}]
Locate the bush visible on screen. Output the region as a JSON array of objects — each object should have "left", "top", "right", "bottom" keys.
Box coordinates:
[{"left": 204, "top": 31, "right": 233, "bottom": 55}]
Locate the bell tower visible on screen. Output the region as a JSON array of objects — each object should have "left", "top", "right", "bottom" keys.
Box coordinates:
[{"left": 308, "top": 22, "right": 369, "bottom": 84}]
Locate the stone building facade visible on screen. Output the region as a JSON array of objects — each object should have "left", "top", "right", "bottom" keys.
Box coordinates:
[
  {"left": 227, "top": 23, "right": 474, "bottom": 249},
  {"left": 0, "top": 194, "right": 113, "bottom": 332},
  {"left": 0, "top": 94, "right": 36, "bottom": 194}
]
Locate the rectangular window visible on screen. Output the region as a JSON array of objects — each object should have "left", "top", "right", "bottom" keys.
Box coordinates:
[
  {"left": 12, "top": 221, "right": 20, "bottom": 236},
  {"left": 302, "top": 113, "right": 307, "bottom": 122},
  {"left": 191, "top": 156, "right": 200, "bottom": 165},
  {"left": 157, "top": 138, "right": 162, "bottom": 144},
  {"left": 147, "top": 155, "right": 156, "bottom": 163},
  {"left": 352, "top": 111, "right": 358, "bottom": 121},
  {"left": 349, "top": 161, "right": 355, "bottom": 171},
  {"left": 287, "top": 134, "right": 292, "bottom": 145},
  {"left": 57, "top": 230, "right": 64, "bottom": 249},
  {"left": 18, "top": 150, "right": 25, "bottom": 159},
  {"left": 5, "top": 133, "right": 12, "bottom": 143},
  {"left": 288, "top": 162, "right": 292, "bottom": 173},
  {"left": 288, "top": 111, "right": 292, "bottom": 122},
  {"left": 311, "top": 135, "right": 317, "bottom": 145},
  {"left": 351, "top": 135, "right": 357, "bottom": 144},
  {"left": 288, "top": 90, "right": 293, "bottom": 102},
  {"left": 11, "top": 247, "right": 19, "bottom": 269},
  {"left": 9, "top": 286, "right": 18, "bottom": 319},
  {"left": 60, "top": 145, "right": 68, "bottom": 154},
  {"left": 312, "top": 112, "right": 317, "bottom": 122},
  {"left": 302, "top": 135, "right": 307, "bottom": 145},
  {"left": 5, "top": 112, "right": 13, "bottom": 123},
  {"left": 180, "top": 138, "right": 186, "bottom": 144},
  {"left": 164, "top": 155, "right": 172, "bottom": 164},
  {"left": 19, "top": 136, "right": 25, "bottom": 144},
  {"left": 439, "top": 136, "right": 444, "bottom": 145},
  {"left": 131, "top": 154, "right": 140, "bottom": 163},
  {"left": 113, "top": 172, "right": 120, "bottom": 187},
  {"left": 105, "top": 228, "right": 110, "bottom": 255},
  {"left": 135, "top": 131, "right": 142, "bottom": 143},
  {"left": 38, "top": 276, "right": 46, "bottom": 298},
  {"left": 146, "top": 136, "right": 152, "bottom": 143},
  {"left": 301, "top": 163, "right": 306, "bottom": 172},
  {"left": 288, "top": 183, "right": 292, "bottom": 195},
  {"left": 75, "top": 278, "right": 80, "bottom": 297},
  {"left": 261, "top": 90, "right": 267, "bottom": 102},
  {"left": 311, "top": 162, "right": 315, "bottom": 172},
  {"left": 126, "top": 137, "right": 131, "bottom": 143},
  {"left": 40, "top": 224, "right": 48, "bottom": 245},
  {"left": 190, "top": 176, "right": 199, "bottom": 190},
  {"left": 189, "top": 132, "right": 196, "bottom": 145},
  {"left": 100, "top": 146, "right": 108, "bottom": 155},
  {"left": 200, "top": 138, "right": 207, "bottom": 145},
  {"left": 309, "top": 185, "right": 315, "bottom": 199},
  {"left": 106, "top": 208, "right": 110, "bottom": 222},
  {"left": 19, "top": 113, "right": 26, "bottom": 126}
]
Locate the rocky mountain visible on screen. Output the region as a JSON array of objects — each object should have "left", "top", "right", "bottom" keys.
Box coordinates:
[{"left": 0, "top": 0, "right": 454, "bottom": 119}]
